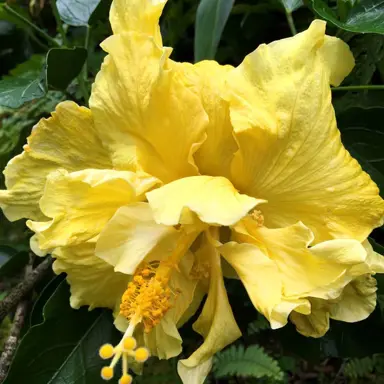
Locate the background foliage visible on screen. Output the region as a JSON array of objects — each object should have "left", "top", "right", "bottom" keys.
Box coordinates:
[{"left": 0, "top": 0, "right": 384, "bottom": 383}]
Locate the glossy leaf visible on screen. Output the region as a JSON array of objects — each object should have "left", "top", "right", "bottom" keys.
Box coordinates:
[
  {"left": 46, "top": 48, "right": 87, "bottom": 90},
  {"left": 0, "top": 56, "right": 46, "bottom": 109},
  {"left": 0, "top": 251, "right": 28, "bottom": 278},
  {"left": 310, "top": 0, "right": 384, "bottom": 34},
  {"left": 56, "top": 0, "right": 101, "bottom": 26},
  {"left": 4, "top": 281, "right": 120, "bottom": 384},
  {"left": 337, "top": 106, "right": 384, "bottom": 195},
  {"left": 194, "top": 0, "right": 235, "bottom": 62}
]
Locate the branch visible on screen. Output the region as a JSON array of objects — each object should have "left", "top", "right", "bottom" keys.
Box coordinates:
[
  {"left": 0, "top": 300, "right": 28, "bottom": 382},
  {"left": 0, "top": 257, "right": 52, "bottom": 324}
]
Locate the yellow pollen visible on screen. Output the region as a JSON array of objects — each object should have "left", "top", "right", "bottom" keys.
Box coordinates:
[
  {"left": 135, "top": 347, "right": 150, "bottom": 363},
  {"left": 119, "top": 262, "right": 178, "bottom": 333},
  {"left": 101, "top": 366, "right": 114, "bottom": 380},
  {"left": 191, "top": 261, "right": 210, "bottom": 280},
  {"left": 123, "top": 336, "right": 137, "bottom": 351},
  {"left": 99, "top": 344, "right": 115, "bottom": 359},
  {"left": 119, "top": 374, "right": 133, "bottom": 384},
  {"left": 250, "top": 209, "right": 264, "bottom": 226}
]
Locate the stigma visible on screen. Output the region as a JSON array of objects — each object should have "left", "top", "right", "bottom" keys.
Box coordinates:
[{"left": 99, "top": 321, "right": 150, "bottom": 383}]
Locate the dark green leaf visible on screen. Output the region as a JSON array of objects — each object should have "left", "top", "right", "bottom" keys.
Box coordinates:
[
  {"left": 194, "top": 0, "right": 235, "bottom": 62},
  {"left": 5, "top": 280, "right": 120, "bottom": 384},
  {"left": 29, "top": 275, "right": 65, "bottom": 327},
  {"left": 56, "top": 0, "right": 101, "bottom": 26},
  {"left": 0, "top": 251, "right": 28, "bottom": 278},
  {"left": 46, "top": 47, "right": 87, "bottom": 90},
  {"left": 344, "top": 35, "right": 384, "bottom": 85},
  {"left": 0, "top": 90, "right": 64, "bottom": 156},
  {"left": 280, "top": 0, "right": 303, "bottom": 12},
  {"left": 0, "top": 245, "right": 17, "bottom": 267},
  {"left": 310, "top": 0, "right": 384, "bottom": 34},
  {"left": 0, "top": 55, "right": 46, "bottom": 108},
  {"left": 0, "top": 4, "right": 32, "bottom": 30},
  {"left": 337, "top": 106, "right": 384, "bottom": 195}
]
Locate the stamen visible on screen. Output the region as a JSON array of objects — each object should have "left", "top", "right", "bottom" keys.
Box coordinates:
[
  {"left": 250, "top": 209, "right": 264, "bottom": 226},
  {"left": 119, "top": 261, "right": 179, "bottom": 333}
]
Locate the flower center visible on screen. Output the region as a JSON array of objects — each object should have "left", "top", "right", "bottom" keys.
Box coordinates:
[{"left": 120, "top": 262, "right": 178, "bottom": 333}]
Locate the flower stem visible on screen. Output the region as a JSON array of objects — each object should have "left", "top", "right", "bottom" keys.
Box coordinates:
[
  {"left": 332, "top": 85, "right": 384, "bottom": 92},
  {"left": 50, "top": 0, "right": 68, "bottom": 46},
  {"left": 78, "top": 26, "right": 90, "bottom": 105},
  {"left": 286, "top": 11, "right": 297, "bottom": 36},
  {"left": 4, "top": 4, "right": 60, "bottom": 47}
]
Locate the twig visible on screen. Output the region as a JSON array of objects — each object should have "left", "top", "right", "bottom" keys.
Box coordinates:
[
  {"left": 3, "top": 4, "right": 60, "bottom": 47},
  {"left": 0, "top": 300, "right": 28, "bottom": 382},
  {"left": 0, "top": 257, "right": 52, "bottom": 324}
]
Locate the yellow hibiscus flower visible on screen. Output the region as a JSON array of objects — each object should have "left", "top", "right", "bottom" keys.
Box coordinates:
[{"left": 0, "top": 0, "right": 384, "bottom": 383}]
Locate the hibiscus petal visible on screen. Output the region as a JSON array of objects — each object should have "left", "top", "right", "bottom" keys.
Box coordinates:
[
  {"left": 226, "top": 19, "right": 384, "bottom": 243},
  {"left": 53, "top": 241, "right": 128, "bottom": 310},
  {"left": 90, "top": 30, "right": 207, "bottom": 181},
  {"left": 0, "top": 101, "right": 111, "bottom": 221},
  {"left": 219, "top": 240, "right": 309, "bottom": 328},
  {"left": 329, "top": 274, "right": 377, "bottom": 322},
  {"left": 290, "top": 298, "right": 330, "bottom": 338},
  {"left": 180, "top": 232, "right": 241, "bottom": 368},
  {"left": 110, "top": 0, "right": 167, "bottom": 46},
  {"left": 187, "top": 60, "right": 238, "bottom": 178},
  {"left": 233, "top": 218, "right": 366, "bottom": 299},
  {"left": 178, "top": 358, "right": 213, "bottom": 384},
  {"left": 146, "top": 175, "right": 263, "bottom": 226},
  {"left": 96, "top": 203, "right": 182, "bottom": 274},
  {"left": 28, "top": 169, "right": 155, "bottom": 250}
]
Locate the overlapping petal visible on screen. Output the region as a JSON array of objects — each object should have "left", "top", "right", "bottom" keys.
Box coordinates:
[
  {"left": 90, "top": 30, "right": 207, "bottom": 180},
  {"left": 53, "top": 240, "right": 128, "bottom": 310},
  {"left": 96, "top": 203, "right": 181, "bottom": 274},
  {"left": 226, "top": 19, "right": 384, "bottom": 243},
  {"left": 0, "top": 101, "right": 111, "bottom": 221},
  {"left": 291, "top": 274, "right": 377, "bottom": 338},
  {"left": 28, "top": 169, "right": 158, "bottom": 250},
  {"left": 146, "top": 175, "right": 263, "bottom": 226},
  {"left": 186, "top": 61, "right": 238, "bottom": 178},
  {"left": 179, "top": 231, "right": 241, "bottom": 371}
]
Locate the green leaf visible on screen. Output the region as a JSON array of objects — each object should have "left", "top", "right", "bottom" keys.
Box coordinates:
[
  {"left": 213, "top": 344, "right": 284, "bottom": 380},
  {"left": 56, "top": 0, "right": 101, "bottom": 26},
  {"left": 310, "top": 0, "right": 384, "bottom": 34},
  {"left": 0, "top": 4, "right": 33, "bottom": 30},
  {"left": 0, "top": 245, "right": 17, "bottom": 267},
  {"left": 337, "top": 106, "right": 384, "bottom": 195},
  {"left": 0, "top": 90, "right": 64, "bottom": 156},
  {"left": 0, "top": 56, "right": 46, "bottom": 109},
  {"left": 344, "top": 34, "right": 384, "bottom": 86},
  {"left": 280, "top": 0, "right": 303, "bottom": 12},
  {"left": 4, "top": 280, "right": 120, "bottom": 384},
  {"left": 194, "top": 0, "right": 235, "bottom": 62},
  {"left": 29, "top": 275, "right": 65, "bottom": 327},
  {"left": 46, "top": 47, "right": 87, "bottom": 90},
  {"left": 0, "top": 251, "right": 28, "bottom": 278}
]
